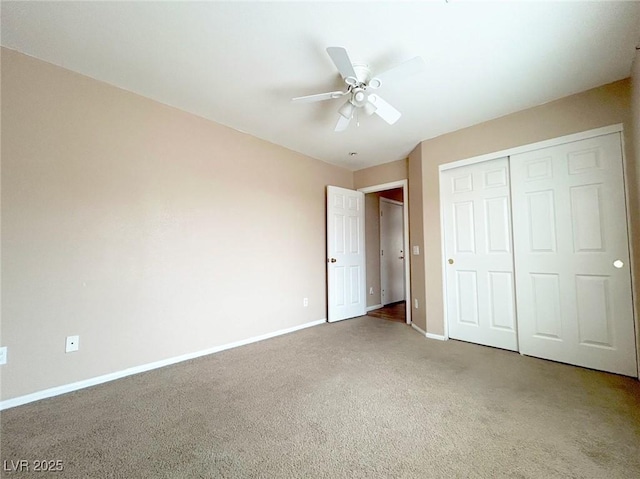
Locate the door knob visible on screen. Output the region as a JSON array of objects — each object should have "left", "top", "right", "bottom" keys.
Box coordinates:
[
  {"left": 448, "top": 258, "right": 454, "bottom": 265},
  {"left": 329, "top": 258, "right": 337, "bottom": 263},
  {"left": 399, "top": 256, "right": 404, "bottom": 259},
  {"left": 613, "top": 260, "right": 623, "bottom": 268}
]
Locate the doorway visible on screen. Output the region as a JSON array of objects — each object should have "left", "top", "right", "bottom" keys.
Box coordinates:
[
  {"left": 359, "top": 180, "right": 411, "bottom": 325},
  {"left": 367, "top": 301, "right": 406, "bottom": 323},
  {"left": 380, "top": 197, "right": 405, "bottom": 306}
]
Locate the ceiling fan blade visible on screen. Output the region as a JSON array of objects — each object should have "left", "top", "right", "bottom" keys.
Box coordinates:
[
  {"left": 326, "top": 47, "right": 357, "bottom": 81},
  {"left": 371, "top": 56, "right": 425, "bottom": 86},
  {"left": 335, "top": 114, "right": 351, "bottom": 132},
  {"left": 292, "top": 91, "right": 346, "bottom": 103},
  {"left": 369, "top": 94, "right": 401, "bottom": 125}
]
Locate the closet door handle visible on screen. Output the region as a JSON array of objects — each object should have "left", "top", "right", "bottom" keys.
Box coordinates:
[{"left": 448, "top": 258, "right": 454, "bottom": 265}]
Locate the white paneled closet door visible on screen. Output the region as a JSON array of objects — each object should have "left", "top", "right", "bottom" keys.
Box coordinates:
[
  {"left": 510, "top": 133, "right": 637, "bottom": 377},
  {"left": 442, "top": 157, "right": 518, "bottom": 351}
]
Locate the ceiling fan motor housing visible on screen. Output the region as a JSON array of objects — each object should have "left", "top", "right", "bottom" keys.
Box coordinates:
[
  {"left": 346, "top": 62, "right": 378, "bottom": 87},
  {"left": 346, "top": 63, "right": 377, "bottom": 107},
  {"left": 351, "top": 62, "right": 371, "bottom": 84},
  {"left": 351, "top": 88, "right": 368, "bottom": 107}
]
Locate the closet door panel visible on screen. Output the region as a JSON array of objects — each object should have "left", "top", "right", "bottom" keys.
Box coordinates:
[
  {"left": 442, "top": 158, "right": 518, "bottom": 351},
  {"left": 510, "top": 133, "right": 637, "bottom": 376}
]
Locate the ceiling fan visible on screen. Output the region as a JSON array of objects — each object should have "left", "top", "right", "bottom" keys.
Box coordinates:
[{"left": 292, "top": 47, "right": 425, "bottom": 132}]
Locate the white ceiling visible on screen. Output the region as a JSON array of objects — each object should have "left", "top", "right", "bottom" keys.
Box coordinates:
[{"left": 2, "top": 1, "right": 640, "bottom": 171}]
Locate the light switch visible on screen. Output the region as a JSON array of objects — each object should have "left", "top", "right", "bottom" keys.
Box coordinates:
[{"left": 412, "top": 245, "right": 420, "bottom": 255}]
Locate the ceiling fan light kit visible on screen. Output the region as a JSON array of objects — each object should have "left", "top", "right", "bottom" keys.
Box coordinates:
[
  {"left": 292, "top": 46, "right": 425, "bottom": 132},
  {"left": 363, "top": 100, "right": 377, "bottom": 116},
  {"left": 338, "top": 101, "right": 355, "bottom": 119}
]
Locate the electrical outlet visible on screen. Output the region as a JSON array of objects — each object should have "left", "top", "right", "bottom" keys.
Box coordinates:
[
  {"left": 0, "top": 346, "right": 7, "bottom": 365},
  {"left": 414, "top": 299, "right": 419, "bottom": 309},
  {"left": 303, "top": 298, "right": 308, "bottom": 307},
  {"left": 369, "top": 287, "right": 374, "bottom": 295},
  {"left": 65, "top": 335, "right": 80, "bottom": 353}
]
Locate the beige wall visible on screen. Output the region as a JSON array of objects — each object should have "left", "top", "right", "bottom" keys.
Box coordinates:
[
  {"left": 634, "top": 50, "right": 640, "bottom": 216},
  {"left": 3, "top": 48, "right": 638, "bottom": 403},
  {"left": 631, "top": 51, "right": 640, "bottom": 370},
  {"left": 419, "top": 79, "right": 637, "bottom": 338},
  {"left": 0, "top": 49, "right": 352, "bottom": 400},
  {"left": 408, "top": 145, "right": 427, "bottom": 331},
  {"left": 353, "top": 158, "right": 407, "bottom": 190}
]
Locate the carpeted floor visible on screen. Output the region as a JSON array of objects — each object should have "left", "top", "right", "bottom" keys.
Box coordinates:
[{"left": 2, "top": 316, "right": 639, "bottom": 478}]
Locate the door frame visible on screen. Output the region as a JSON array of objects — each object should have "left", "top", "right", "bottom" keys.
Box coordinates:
[
  {"left": 379, "top": 197, "right": 405, "bottom": 306},
  {"left": 437, "top": 123, "right": 639, "bottom": 377},
  {"left": 358, "top": 180, "right": 411, "bottom": 325}
]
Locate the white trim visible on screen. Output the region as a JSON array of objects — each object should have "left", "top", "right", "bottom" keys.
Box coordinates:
[
  {"left": 366, "top": 304, "right": 383, "bottom": 312},
  {"left": 0, "top": 318, "right": 327, "bottom": 411},
  {"left": 359, "top": 180, "right": 405, "bottom": 194},
  {"left": 357, "top": 179, "right": 411, "bottom": 325},
  {"left": 379, "top": 197, "right": 404, "bottom": 307},
  {"left": 399, "top": 179, "right": 412, "bottom": 326},
  {"left": 438, "top": 170, "right": 450, "bottom": 341},
  {"left": 426, "top": 333, "right": 447, "bottom": 341},
  {"left": 439, "top": 124, "right": 624, "bottom": 172},
  {"left": 411, "top": 323, "right": 427, "bottom": 337},
  {"left": 379, "top": 197, "right": 403, "bottom": 207},
  {"left": 619, "top": 131, "right": 640, "bottom": 378}
]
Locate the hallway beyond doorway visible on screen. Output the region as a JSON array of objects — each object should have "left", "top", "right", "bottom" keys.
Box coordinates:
[{"left": 367, "top": 301, "right": 406, "bottom": 323}]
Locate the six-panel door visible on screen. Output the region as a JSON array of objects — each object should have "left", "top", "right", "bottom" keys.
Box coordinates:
[
  {"left": 510, "top": 133, "right": 637, "bottom": 376},
  {"left": 327, "top": 186, "right": 366, "bottom": 322},
  {"left": 442, "top": 157, "right": 519, "bottom": 351}
]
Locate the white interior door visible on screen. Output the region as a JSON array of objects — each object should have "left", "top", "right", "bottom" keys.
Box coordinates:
[
  {"left": 380, "top": 199, "right": 405, "bottom": 305},
  {"left": 511, "top": 133, "right": 637, "bottom": 376},
  {"left": 442, "top": 157, "right": 518, "bottom": 351},
  {"left": 327, "top": 186, "right": 366, "bottom": 322}
]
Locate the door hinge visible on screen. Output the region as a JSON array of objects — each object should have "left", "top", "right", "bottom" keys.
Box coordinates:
[{"left": 381, "top": 249, "right": 384, "bottom": 256}]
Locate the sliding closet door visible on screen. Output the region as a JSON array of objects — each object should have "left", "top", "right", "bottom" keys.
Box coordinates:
[
  {"left": 510, "top": 133, "right": 637, "bottom": 376},
  {"left": 442, "top": 158, "right": 518, "bottom": 351}
]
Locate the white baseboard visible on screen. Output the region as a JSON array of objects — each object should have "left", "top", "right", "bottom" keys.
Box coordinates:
[
  {"left": 410, "top": 324, "right": 447, "bottom": 341},
  {"left": 426, "top": 332, "right": 447, "bottom": 341},
  {"left": 0, "top": 318, "right": 327, "bottom": 411},
  {"left": 366, "top": 304, "right": 383, "bottom": 312},
  {"left": 411, "top": 323, "right": 427, "bottom": 336}
]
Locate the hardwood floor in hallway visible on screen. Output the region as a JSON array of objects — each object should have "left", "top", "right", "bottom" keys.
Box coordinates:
[{"left": 367, "top": 301, "right": 406, "bottom": 323}]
